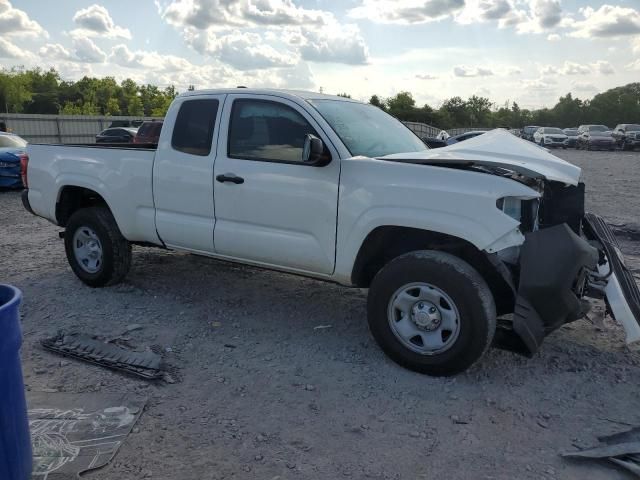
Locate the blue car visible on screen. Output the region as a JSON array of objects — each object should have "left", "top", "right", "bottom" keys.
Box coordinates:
[{"left": 0, "top": 132, "right": 28, "bottom": 189}]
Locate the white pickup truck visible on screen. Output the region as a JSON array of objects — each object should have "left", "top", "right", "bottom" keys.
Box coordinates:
[{"left": 22, "top": 88, "right": 640, "bottom": 376}]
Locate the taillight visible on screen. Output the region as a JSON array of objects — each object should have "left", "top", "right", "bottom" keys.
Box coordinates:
[{"left": 19, "top": 153, "right": 28, "bottom": 188}]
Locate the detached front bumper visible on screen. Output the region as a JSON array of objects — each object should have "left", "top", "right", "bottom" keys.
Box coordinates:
[
  {"left": 496, "top": 215, "right": 640, "bottom": 355},
  {"left": 583, "top": 213, "right": 640, "bottom": 344}
]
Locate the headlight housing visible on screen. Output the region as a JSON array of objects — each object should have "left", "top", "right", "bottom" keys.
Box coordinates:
[{"left": 496, "top": 197, "right": 522, "bottom": 221}]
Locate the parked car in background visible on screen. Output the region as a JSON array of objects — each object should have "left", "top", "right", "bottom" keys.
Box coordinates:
[
  {"left": 95, "top": 128, "right": 137, "bottom": 144},
  {"left": 612, "top": 124, "right": 640, "bottom": 151},
  {"left": 563, "top": 128, "right": 579, "bottom": 148},
  {"left": 108, "top": 119, "right": 145, "bottom": 129},
  {"left": 0, "top": 132, "right": 28, "bottom": 189},
  {"left": 576, "top": 125, "right": 615, "bottom": 151},
  {"left": 533, "top": 127, "right": 568, "bottom": 149},
  {"left": 446, "top": 130, "right": 486, "bottom": 145},
  {"left": 134, "top": 121, "right": 163, "bottom": 144},
  {"left": 521, "top": 126, "right": 540, "bottom": 142},
  {"left": 421, "top": 136, "right": 447, "bottom": 148}
]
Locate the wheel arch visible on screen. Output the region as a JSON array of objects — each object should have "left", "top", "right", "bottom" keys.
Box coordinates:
[
  {"left": 351, "top": 225, "right": 515, "bottom": 315},
  {"left": 56, "top": 185, "right": 112, "bottom": 227}
]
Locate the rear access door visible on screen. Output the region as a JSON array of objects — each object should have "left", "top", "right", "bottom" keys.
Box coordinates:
[
  {"left": 153, "top": 94, "right": 225, "bottom": 253},
  {"left": 212, "top": 93, "right": 341, "bottom": 275}
]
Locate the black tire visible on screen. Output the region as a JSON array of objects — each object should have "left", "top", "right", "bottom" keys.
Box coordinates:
[
  {"left": 367, "top": 251, "right": 496, "bottom": 376},
  {"left": 64, "top": 207, "right": 132, "bottom": 287}
]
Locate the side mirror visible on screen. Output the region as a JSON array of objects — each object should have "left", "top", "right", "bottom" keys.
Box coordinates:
[{"left": 302, "top": 134, "right": 330, "bottom": 166}]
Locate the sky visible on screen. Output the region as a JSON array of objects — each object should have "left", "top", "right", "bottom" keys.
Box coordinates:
[{"left": 1, "top": 0, "right": 640, "bottom": 109}]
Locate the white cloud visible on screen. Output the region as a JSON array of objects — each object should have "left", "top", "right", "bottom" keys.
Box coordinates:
[
  {"left": 626, "top": 59, "right": 640, "bottom": 72},
  {"left": 506, "top": 66, "right": 522, "bottom": 75},
  {"left": 547, "top": 33, "right": 561, "bottom": 41},
  {"left": 181, "top": 30, "right": 296, "bottom": 69},
  {"left": 110, "top": 44, "right": 194, "bottom": 72},
  {"left": 455, "top": 0, "right": 513, "bottom": 25},
  {"left": 73, "top": 36, "right": 107, "bottom": 63},
  {"left": 532, "top": 0, "right": 562, "bottom": 29},
  {"left": 39, "top": 43, "right": 73, "bottom": 61},
  {"left": 560, "top": 61, "right": 591, "bottom": 75},
  {"left": 416, "top": 74, "right": 438, "bottom": 80},
  {"left": 453, "top": 65, "right": 494, "bottom": 77},
  {"left": 159, "top": 0, "right": 368, "bottom": 66},
  {"left": 0, "top": 36, "right": 32, "bottom": 58},
  {"left": 160, "top": 0, "right": 330, "bottom": 29},
  {"left": 572, "top": 82, "right": 599, "bottom": 93},
  {"left": 633, "top": 37, "right": 640, "bottom": 54},
  {"left": 570, "top": 5, "right": 640, "bottom": 39},
  {"left": 72, "top": 4, "right": 131, "bottom": 39},
  {"left": 298, "top": 24, "right": 369, "bottom": 65},
  {"left": 349, "top": 0, "right": 465, "bottom": 25},
  {"left": 523, "top": 78, "right": 556, "bottom": 94},
  {"left": 0, "top": 0, "right": 47, "bottom": 37},
  {"left": 211, "top": 31, "right": 295, "bottom": 70},
  {"left": 592, "top": 60, "right": 615, "bottom": 75}
]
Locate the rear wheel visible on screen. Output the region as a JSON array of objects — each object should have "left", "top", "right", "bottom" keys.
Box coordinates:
[
  {"left": 64, "top": 207, "right": 132, "bottom": 287},
  {"left": 367, "top": 251, "right": 496, "bottom": 376}
]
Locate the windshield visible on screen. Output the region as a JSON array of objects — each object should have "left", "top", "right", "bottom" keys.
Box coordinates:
[
  {"left": 544, "top": 128, "right": 564, "bottom": 134},
  {"left": 307, "top": 100, "right": 427, "bottom": 157},
  {"left": 564, "top": 129, "right": 578, "bottom": 135},
  {"left": 626, "top": 124, "right": 640, "bottom": 131},
  {"left": 589, "top": 125, "right": 609, "bottom": 132},
  {"left": 0, "top": 134, "right": 27, "bottom": 148}
]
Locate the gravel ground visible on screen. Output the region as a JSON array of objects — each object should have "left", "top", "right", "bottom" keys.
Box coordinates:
[{"left": 2, "top": 148, "right": 640, "bottom": 480}]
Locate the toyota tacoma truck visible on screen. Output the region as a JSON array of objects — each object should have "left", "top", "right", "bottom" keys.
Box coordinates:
[{"left": 22, "top": 89, "right": 640, "bottom": 376}]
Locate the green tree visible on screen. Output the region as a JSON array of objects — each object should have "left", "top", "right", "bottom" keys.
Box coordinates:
[
  {"left": 0, "top": 67, "right": 32, "bottom": 113},
  {"left": 369, "top": 94, "right": 385, "bottom": 110},
  {"left": 127, "top": 95, "right": 144, "bottom": 116},
  {"left": 106, "top": 98, "right": 121, "bottom": 115}
]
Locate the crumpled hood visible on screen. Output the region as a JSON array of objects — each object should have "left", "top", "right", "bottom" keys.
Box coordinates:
[{"left": 379, "top": 129, "right": 581, "bottom": 185}]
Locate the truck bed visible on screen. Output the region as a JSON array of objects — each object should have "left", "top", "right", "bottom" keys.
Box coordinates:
[{"left": 26, "top": 143, "right": 160, "bottom": 244}]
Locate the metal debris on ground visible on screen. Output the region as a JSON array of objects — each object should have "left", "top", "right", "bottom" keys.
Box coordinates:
[
  {"left": 41, "top": 331, "right": 164, "bottom": 380},
  {"left": 562, "top": 426, "right": 640, "bottom": 477}
]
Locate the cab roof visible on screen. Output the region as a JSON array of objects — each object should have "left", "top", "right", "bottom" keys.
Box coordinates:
[{"left": 178, "top": 88, "right": 361, "bottom": 103}]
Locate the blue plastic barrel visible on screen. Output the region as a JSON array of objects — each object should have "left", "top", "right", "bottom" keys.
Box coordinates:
[{"left": 0, "top": 285, "right": 32, "bottom": 480}]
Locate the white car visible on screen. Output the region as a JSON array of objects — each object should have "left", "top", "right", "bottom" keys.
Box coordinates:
[
  {"left": 533, "top": 127, "right": 568, "bottom": 149},
  {"left": 22, "top": 88, "right": 640, "bottom": 376}
]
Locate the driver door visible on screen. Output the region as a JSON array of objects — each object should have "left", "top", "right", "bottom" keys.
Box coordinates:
[{"left": 213, "top": 94, "right": 340, "bottom": 275}]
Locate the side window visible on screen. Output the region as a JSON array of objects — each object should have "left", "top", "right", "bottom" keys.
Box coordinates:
[
  {"left": 228, "top": 99, "right": 319, "bottom": 163},
  {"left": 172, "top": 99, "right": 219, "bottom": 156}
]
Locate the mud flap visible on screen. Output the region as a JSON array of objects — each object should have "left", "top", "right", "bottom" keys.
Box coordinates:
[{"left": 583, "top": 213, "right": 640, "bottom": 345}]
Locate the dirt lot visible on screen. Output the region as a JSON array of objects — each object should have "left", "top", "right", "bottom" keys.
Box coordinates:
[{"left": 2, "top": 149, "right": 640, "bottom": 480}]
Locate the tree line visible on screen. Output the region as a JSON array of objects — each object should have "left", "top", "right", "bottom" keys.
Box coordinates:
[
  {"left": 368, "top": 83, "right": 640, "bottom": 130},
  {"left": 0, "top": 67, "right": 177, "bottom": 117},
  {"left": 1, "top": 66, "right": 639, "bottom": 129}
]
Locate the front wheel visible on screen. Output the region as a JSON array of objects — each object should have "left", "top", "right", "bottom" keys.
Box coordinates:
[
  {"left": 367, "top": 251, "right": 496, "bottom": 376},
  {"left": 64, "top": 207, "right": 132, "bottom": 287}
]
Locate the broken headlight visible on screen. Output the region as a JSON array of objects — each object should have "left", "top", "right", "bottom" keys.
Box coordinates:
[
  {"left": 497, "top": 197, "right": 540, "bottom": 232},
  {"left": 496, "top": 197, "right": 522, "bottom": 221}
]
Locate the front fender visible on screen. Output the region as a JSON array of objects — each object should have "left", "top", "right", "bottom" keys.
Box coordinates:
[{"left": 333, "top": 159, "right": 539, "bottom": 283}]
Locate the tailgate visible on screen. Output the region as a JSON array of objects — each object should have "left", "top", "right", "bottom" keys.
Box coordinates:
[{"left": 584, "top": 213, "right": 640, "bottom": 344}]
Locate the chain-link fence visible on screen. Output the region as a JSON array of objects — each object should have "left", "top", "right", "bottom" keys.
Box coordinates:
[
  {"left": 402, "top": 121, "right": 441, "bottom": 139},
  {"left": 0, "top": 114, "right": 158, "bottom": 144}
]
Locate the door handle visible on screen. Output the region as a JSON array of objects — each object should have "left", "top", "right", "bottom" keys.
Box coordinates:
[{"left": 216, "top": 173, "right": 244, "bottom": 184}]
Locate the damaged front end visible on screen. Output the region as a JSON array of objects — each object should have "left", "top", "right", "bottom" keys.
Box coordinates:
[{"left": 493, "top": 181, "right": 640, "bottom": 356}]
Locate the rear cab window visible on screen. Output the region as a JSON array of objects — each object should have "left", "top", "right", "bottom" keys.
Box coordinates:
[{"left": 172, "top": 99, "right": 219, "bottom": 156}]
